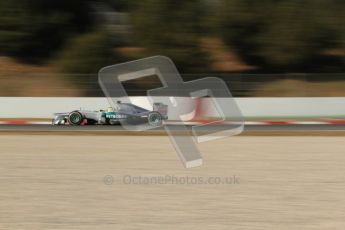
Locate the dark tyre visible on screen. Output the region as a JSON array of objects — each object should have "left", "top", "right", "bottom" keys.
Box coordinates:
[
  {"left": 68, "top": 111, "right": 83, "bottom": 125},
  {"left": 109, "top": 119, "right": 119, "bottom": 125},
  {"left": 148, "top": 112, "right": 162, "bottom": 126}
]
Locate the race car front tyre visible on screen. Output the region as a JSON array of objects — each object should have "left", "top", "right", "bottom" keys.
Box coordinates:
[
  {"left": 147, "top": 112, "right": 163, "bottom": 126},
  {"left": 68, "top": 111, "right": 83, "bottom": 125}
]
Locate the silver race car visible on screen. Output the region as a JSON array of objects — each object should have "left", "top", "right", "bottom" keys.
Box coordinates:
[{"left": 53, "top": 101, "right": 168, "bottom": 126}]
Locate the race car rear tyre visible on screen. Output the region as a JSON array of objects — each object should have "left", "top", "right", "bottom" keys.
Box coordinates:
[
  {"left": 148, "top": 112, "right": 162, "bottom": 126},
  {"left": 109, "top": 119, "right": 120, "bottom": 125},
  {"left": 68, "top": 111, "right": 83, "bottom": 125}
]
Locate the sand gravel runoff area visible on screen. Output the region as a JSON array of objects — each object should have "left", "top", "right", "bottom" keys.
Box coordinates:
[{"left": 0, "top": 135, "right": 344, "bottom": 229}]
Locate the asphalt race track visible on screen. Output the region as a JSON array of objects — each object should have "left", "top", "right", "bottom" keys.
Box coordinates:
[{"left": 0, "top": 124, "right": 345, "bottom": 133}]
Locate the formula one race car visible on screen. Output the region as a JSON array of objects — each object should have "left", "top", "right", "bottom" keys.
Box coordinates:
[{"left": 52, "top": 101, "right": 168, "bottom": 126}]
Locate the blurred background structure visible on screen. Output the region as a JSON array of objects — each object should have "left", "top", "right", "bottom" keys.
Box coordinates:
[{"left": 0, "top": 0, "right": 344, "bottom": 97}]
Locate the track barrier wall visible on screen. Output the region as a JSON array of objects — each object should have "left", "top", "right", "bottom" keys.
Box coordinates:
[{"left": 0, "top": 97, "right": 344, "bottom": 119}]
